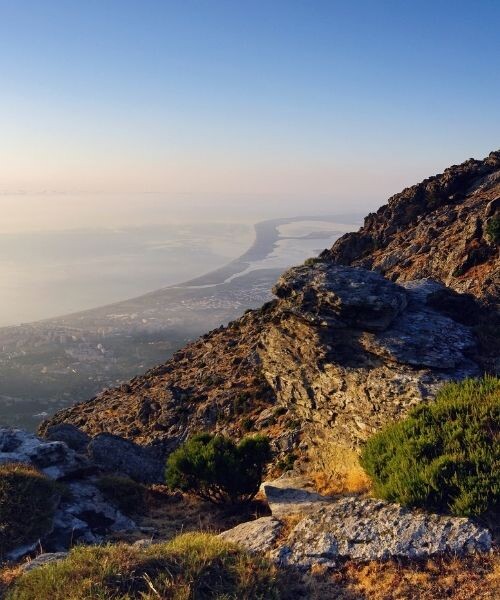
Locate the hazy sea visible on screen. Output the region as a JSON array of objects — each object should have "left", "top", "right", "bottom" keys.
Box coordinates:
[{"left": 0, "top": 222, "right": 253, "bottom": 327}]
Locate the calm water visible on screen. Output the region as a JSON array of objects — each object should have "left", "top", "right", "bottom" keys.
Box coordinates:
[{"left": 0, "top": 222, "right": 253, "bottom": 326}]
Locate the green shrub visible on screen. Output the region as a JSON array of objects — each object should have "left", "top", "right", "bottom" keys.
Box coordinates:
[
  {"left": 360, "top": 376, "right": 500, "bottom": 517},
  {"left": 0, "top": 464, "right": 61, "bottom": 558},
  {"left": 6, "top": 532, "right": 282, "bottom": 600},
  {"left": 165, "top": 433, "right": 271, "bottom": 504},
  {"left": 96, "top": 475, "right": 146, "bottom": 515},
  {"left": 486, "top": 214, "right": 500, "bottom": 244}
]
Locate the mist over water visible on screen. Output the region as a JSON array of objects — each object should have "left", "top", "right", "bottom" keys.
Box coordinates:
[{"left": 0, "top": 222, "right": 254, "bottom": 327}]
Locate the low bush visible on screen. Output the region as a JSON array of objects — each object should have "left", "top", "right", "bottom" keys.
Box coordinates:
[
  {"left": 0, "top": 464, "right": 61, "bottom": 558},
  {"left": 6, "top": 532, "right": 281, "bottom": 600},
  {"left": 96, "top": 475, "right": 146, "bottom": 515},
  {"left": 360, "top": 375, "right": 500, "bottom": 517},
  {"left": 486, "top": 214, "right": 500, "bottom": 244},
  {"left": 165, "top": 433, "right": 271, "bottom": 504}
]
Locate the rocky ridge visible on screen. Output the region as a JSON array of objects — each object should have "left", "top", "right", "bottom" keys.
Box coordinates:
[
  {"left": 41, "top": 151, "right": 499, "bottom": 465},
  {"left": 323, "top": 150, "right": 500, "bottom": 306}
]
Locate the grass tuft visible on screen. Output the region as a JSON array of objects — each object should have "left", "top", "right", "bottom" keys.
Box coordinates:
[
  {"left": 0, "top": 463, "right": 61, "bottom": 559},
  {"left": 6, "top": 533, "right": 282, "bottom": 600}
]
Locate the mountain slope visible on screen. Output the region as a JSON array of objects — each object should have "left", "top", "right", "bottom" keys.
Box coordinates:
[
  {"left": 41, "top": 152, "right": 500, "bottom": 467},
  {"left": 323, "top": 150, "right": 500, "bottom": 305}
]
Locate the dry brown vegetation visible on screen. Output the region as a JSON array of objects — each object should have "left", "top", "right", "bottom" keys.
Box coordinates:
[
  {"left": 286, "top": 551, "right": 500, "bottom": 600},
  {"left": 106, "top": 485, "right": 271, "bottom": 545},
  {"left": 307, "top": 439, "right": 371, "bottom": 496}
]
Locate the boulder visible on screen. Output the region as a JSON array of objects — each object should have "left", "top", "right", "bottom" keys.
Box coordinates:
[
  {"left": 43, "top": 424, "right": 90, "bottom": 453},
  {"left": 273, "top": 496, "right": 491, "bottom": 568},
  {"left": 219, "top": 517, "right": 283, "bottom": 553},
  {"left": 261, "top": 473, "right": 331, "bottom": 517},
  {"left": 220, "top": 478, "right": 492, "bottom": 569},
  {"left": 274, "top": 264, "right": 408, "bottom": 331},
  {"left": 0, "top": 428, "right": 91, "bottom": 480},
  {"left": 88, "top": 433, "right": 164, "bottom": 483}
]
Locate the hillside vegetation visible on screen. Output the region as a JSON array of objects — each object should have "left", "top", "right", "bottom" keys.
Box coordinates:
[
  {"left": 361, "top": 375, "right": 500, "bottom": 518},
  {"left": 6, "top": 533, "right": 282, "bottom": 600}
]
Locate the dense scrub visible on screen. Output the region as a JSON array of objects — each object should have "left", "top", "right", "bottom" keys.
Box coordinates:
[
  {"left": 165, "top": 434, "right": 271, "bottom": 504},
  {"left": 0, "top": 464, "right": 61, "bottom": 558},
  {"left": 360, "top": 376, "right": 500, "bottom": 517},
  {"left": 6, "top": 533, "right": 281, "bottom": 600}
]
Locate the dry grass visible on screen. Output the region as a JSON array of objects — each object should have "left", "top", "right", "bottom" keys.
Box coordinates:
[
  {"left": 296, "top": 551, "right": 500, "bottom": 600},
  {"left": 106, "top": 486, "right": 271, "bottom": 545},
  {"left": 0, "top": 565, "right": 22, "bottom": 599},
  {"left": 4, "top": 533, "right": 282, "bottom": 600},
  {"left": 307, "top": 440, "right": 371, "bottom": 496}
]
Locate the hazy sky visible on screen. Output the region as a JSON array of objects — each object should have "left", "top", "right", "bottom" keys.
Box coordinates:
[{"left": 1, "top": 1, "right": 499, "bottom": 230}]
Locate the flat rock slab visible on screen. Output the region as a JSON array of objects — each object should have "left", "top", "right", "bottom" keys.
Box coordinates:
[
  {"left": 273, "top": 496, "right": 491, "bottom": 568},
  {"left": 220, "top": 484, "right": 492, "bottom": 569},
  {"left": 219, "top": 517, "right": 283, "bottom": 553},
  {"left": 262, "top": 474, "right": 332, "bottom": 517}
]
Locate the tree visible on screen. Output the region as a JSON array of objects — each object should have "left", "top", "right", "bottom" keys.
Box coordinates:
[{"left": 165, "top": 433, "right": 271, "bottom": 504}]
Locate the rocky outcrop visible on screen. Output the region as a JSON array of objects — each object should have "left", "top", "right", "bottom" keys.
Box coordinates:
[
  {"left": 40, "top": 151, "right": 499, "bottom": 461},
  {"left": 273, "top": 497, "right": 491, "bottom": 567},
  {"left": 261, "top": 266, "right": 481, "bottom": 451},
  {"left": 220, "top": 477, "right": 492, "bottom": 568},
  {"left": 323, "top": 151, "right": 500, "bottom": 306},
  {"left": 0, "top": 428, "right": 142, "bottom": 562},
  {"left": 0, "top": 428, "right": 91, "bottom": 480}
]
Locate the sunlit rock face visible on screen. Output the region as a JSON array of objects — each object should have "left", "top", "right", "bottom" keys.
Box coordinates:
[{"left": 260, "top": 264, "right": 480, "bottom": 450}]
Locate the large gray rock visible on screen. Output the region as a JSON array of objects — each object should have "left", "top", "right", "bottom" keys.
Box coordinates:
[
  {"left": 261, "top": 473, "right": 331, "bottom": 517},
  {"left": 220, "top": 479, "right": 492, "bottom": 568},
  {"left": 219, "top": 517, "right": 283, "bottom": 553},
  {"left": 273, "top": 496, "right": 491, "bottom": 568},
  {"left": 274, "top": 264, "right": 408, "bottom": 331},
  {"left": 88, "top": 433, "right": 164, "bottom": 483},
  {"left": 0, "top": 428, "right": 90, "bottom": 480},
  {"left": 43, "top": 424, "right": 90, "bottom": 453},
  {"left": 261, "top": 267, "right": 481, "bottom": 451}
]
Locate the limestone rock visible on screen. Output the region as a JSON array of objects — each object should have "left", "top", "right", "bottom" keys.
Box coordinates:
[
  {"left": 273, "top": 496, "right": 491, "bottom": 568},
  {"left": 261, "top": 473, "right": 331, "bottom": 517},
  {"left": 219, "top": 517, "right": 283, "bottom": 553},
  {"left": 220, "top": 479, "right": 492, "bottom": 568},
  {"left": 274, "top": 264, "right": 408, "bottom": 331},
  {"left": 261, "top": 267, "right": 480, "bottom": 451}
]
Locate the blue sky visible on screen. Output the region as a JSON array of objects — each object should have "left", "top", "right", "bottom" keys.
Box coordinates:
[{"left": 0, "top": 1, "right": 499, "bottom": 226}]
